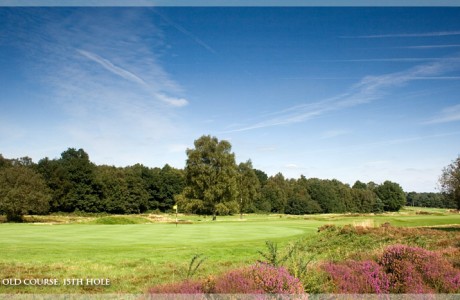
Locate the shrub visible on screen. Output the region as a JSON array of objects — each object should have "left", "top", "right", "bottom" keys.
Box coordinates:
[
  {"left": 249, "top": 263, "right": 304, "bottom": 294},
  {"left": 322, "top": 245, "right": 460, "bottom": 294},
  {"left": 214, "top": 267, "right": 261, "bottom": 294},
  {"left": 317, "top": 224, "right": 338, "bottom": 233},
  {"left": 323, "top": 260, "right": 389, "bottom": 294},
  {"left": 301, "top": 265, "right": 332, "bottom": 294},
  {"left": 149, "top": 263, "right": 304, "bottom": 295},
  {"left": 380, "top": 244, "right": 460, "bottom": 293},
  {"left": 0, "top": 166, "right": 51, "bottom": 222},
  {"left": 257, "top": 241, "right": 289, "bottom": 267}
]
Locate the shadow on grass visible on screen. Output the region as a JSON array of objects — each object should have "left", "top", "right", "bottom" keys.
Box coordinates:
[{"left": 427, "top": 226, "right": 460, "bottom": 232}]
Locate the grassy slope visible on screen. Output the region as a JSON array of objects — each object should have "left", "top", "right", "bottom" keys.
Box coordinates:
[{"left": 0, "top": 208, "right": 459, "bottom": 294}]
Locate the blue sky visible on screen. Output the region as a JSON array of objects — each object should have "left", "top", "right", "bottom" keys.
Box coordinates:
[{"left": 1, "top": 7, "right": 460, "bottom": 192}]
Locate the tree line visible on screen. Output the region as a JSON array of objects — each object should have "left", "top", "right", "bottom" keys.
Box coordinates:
[
  {"left": 0, "top": 149, "right": 185, "bottom": 221},
  {"left": 405, "top": 192, "right": 455, "bottom": 209},
  {"left": 1, "top": 135, "right": 458, "bottom": 221}
]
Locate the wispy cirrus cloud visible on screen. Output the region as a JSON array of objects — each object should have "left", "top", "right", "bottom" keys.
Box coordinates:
[
  {"left": 225, "top": 55, "right": 460, "bottom": 133},
  {"left": 397, "top": 44, "right": 460, "bottom": 49},
  {"left": 153, "top": 9, "right": 216, "bottom": 54},
  {"left": 426, "top": 104, "right": 460, "bottom": 124},
  {"left": 323, "top": 57, "right": 460, "bottom": 63},
  {"left": 77, "top": 49, "right": 188, "bottom": 107},
  {"left": 342, "top": 30, "right": 460, "bottom": 39},
  {"left": 77, "top": 49, "right": 147, "bottom": 86},
  {"left": 1, "top": 8, "right": 191, "bottom": 166}
]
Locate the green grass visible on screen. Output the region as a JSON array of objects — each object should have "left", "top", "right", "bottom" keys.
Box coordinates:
[{"left": 0, "top": 207, "right": 459, "bottom": 294}]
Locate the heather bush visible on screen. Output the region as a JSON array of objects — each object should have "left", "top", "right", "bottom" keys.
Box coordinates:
[
  {"left": 250, "top": 263, "right": 304, "bottom": 294},
  {"left": 322, "top": 260, "right": 390, "bottom": 294},
  {"left": 321, "top": 244, "right": 460, "bottom": 294},
  {"left": 380, "top": 244, "right": 460, "bottom": 293},
  {"left": 214, "top": 267, "right": 262, "bottom": 293},
  {"left": 149, "top": 263, "right": 304, "bottom": 295}
]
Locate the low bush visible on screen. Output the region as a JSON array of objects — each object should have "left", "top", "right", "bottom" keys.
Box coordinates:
[
  {"left": 149, "top": 263, "right": 304, "bottom": 294},
  {"left": 322, "top": 260, "right": 389, "bottom": 294},
  {"left": 380, "top": 244, "right": 460, "bottom": 293},
  {"left": 322, "top": 244, "right": 460, "bottom": 294},
  {"left": 249, "top": 263, "right": 304, "bottom": 294},
  {"left": 213, "top": 267, "right": 261, "bottom": 293}
]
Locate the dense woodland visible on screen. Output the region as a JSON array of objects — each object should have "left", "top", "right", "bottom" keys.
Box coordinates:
[{"left": 0, "top": 141, "right": 456, "bottom": 221}]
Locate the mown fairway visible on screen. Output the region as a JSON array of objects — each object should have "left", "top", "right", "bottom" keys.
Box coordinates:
[{"left": 0, "top": 208, "right": 459, "bottom": 294}]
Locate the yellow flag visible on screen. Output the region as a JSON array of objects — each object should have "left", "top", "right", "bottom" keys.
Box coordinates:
[{"left": 173, "top": 205, "right": 177, "bottom": 210}]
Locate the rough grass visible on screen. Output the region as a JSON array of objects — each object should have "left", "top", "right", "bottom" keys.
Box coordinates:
[
  {"left": 298, "top": 224, "right": 460, "bottom": 293},
  {"left": 305, "top": 223, "right": 460, "bottom": 262},
  {"left": 0, "top": 207, "right": 459, "bottom": 294}
]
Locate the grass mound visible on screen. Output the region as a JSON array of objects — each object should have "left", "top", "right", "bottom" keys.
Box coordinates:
[{"left": 92, "top": 216, "right": 152, "bottom": 224}]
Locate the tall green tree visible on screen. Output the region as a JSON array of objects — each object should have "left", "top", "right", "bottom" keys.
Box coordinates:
[
  {"left": 352, "top": 180, "right": 367, "bottom": 190},
  {"left": 95, "top": 165, "right": 127, "bottom": 213},
  {"left": 54, "top": 148, "right": 101, "bottom": 212},
  {"left": 439, "top": 155, "right": 460, "bottom": 210},
  {"left": 95, "top": 165, "right": 149, "bottom": 214},
  {"left": 183, "top": 135, "right": 238, "bottom": 220},
  {"left": 37, "top": 157, "right": 67, "bottom": 212},
  {"left": 285, "top": 178, "right": 321, "bottom": 215},
  {"left": 0, "top": 165, "right": 51, "bottom": 221},
  {"left": 351, "top": 188, "right": 378, "bottom": 213},
  {"left": 123, "top": 166, "right": 150, "bottom": 213},
  {"left": 261, "top": 173, "right": 288, "bottom": 213},
  {"left": 306, "top": 178, "right": 344, "bottom": 213},
  {"left": 253, "top": 168, "right": 268, "bottom": 187},
  {"left": 68, "top": 148, "right": 102, "bottom": 212},
  {"left": 332, "top": 179, "right": 354, "bottom": 213},
  {"left": 146, "top": 164, "right": 185, "bottom": 211},
  {"left": 374, "top": 180, "right": 406, "bottom": 212},
  {"left": 236, "top": 160, "right": 260, "bottom": 218},
  {"left": 127, "top": 164, "right": 160, "bottom": 211},
  {"left": 406, "top": 192, "right": 447, "bottom": 208}
]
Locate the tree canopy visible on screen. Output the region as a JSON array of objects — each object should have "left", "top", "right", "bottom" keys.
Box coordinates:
[
  {"left": 0, "top": 165, "right": 51, "bottom": 221},
  {"left": 182, "top": 135, "right": 238, "bottom": 219},
  {"left": 1, "top": 136, "right": 432, "bottom": 219},
  {"left": 439, "top": 155, "right": 460, "bottom": 210},
  {"left": 236, "top": 160, "right": 260, "bottom": 218},
  {"left": 374, "top": 181, "right": 406, "bottom": 212}
]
